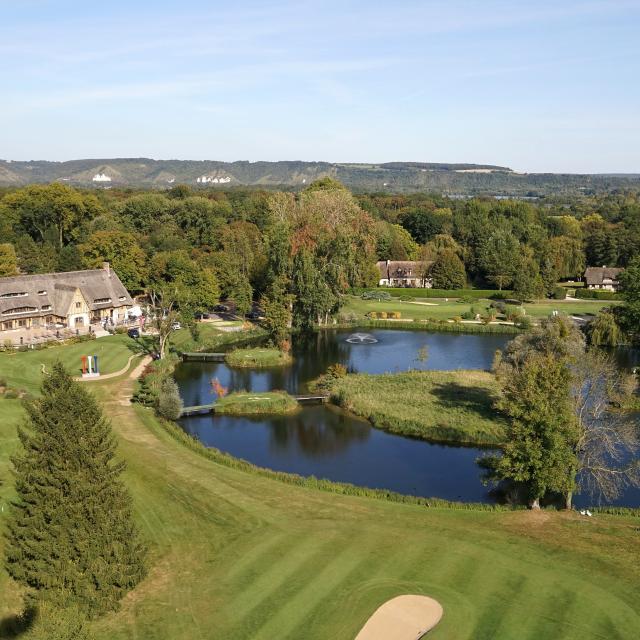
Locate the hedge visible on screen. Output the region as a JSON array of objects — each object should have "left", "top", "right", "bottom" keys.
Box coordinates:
[
  {"left": 353, "top": 287, "right": 511, "bottom": 300},
  {"left": 575, "top": 288, "right": 620, "bottom": 301}
]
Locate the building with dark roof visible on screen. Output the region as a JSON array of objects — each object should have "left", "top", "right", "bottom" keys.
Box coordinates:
[
  {"left": 0, "top": 262, "right": 133, "bottom": 332},
  {"left": 583, "top": 266, "right": 624, "bottom": 292},
  {"left": 376, "top": 260, "right": 433, "bottom": 288}
]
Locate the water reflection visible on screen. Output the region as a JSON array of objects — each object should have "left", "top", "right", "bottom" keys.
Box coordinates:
[{"left": 175, "top": 329, "right": 640, "bottom": 508}]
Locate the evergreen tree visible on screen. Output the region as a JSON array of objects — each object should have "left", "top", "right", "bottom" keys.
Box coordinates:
[
  {"left": 5, "top": 363, "right": 147, "bottom": 617},
  {"left": 156, "top": 377, "right": 184, "bottom": 420},
  {"left": 429, "top": 248, "right": 466, "bottom": 289}
]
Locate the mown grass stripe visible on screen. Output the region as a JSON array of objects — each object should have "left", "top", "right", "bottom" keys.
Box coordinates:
[
  {"left": 248, "top": 537, "right": 380, "bottom": 640},
  {"left": 226, "top": 533, "right": 336, "bottom": 614}
]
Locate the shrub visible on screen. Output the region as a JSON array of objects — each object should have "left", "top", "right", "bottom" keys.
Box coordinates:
[
  {"left": 387, "top": 311, "right": 401, "bottom": 319},
  {"left": 377, "top": 311, "right": 388, "bottom": 319},
  {"left": 552, "top": 286, "right": 567, "bottom": 300},
  {"left": 0, "top": 377, "right": 7, "bottom": 387},
  {"left": 4, "top": 388, "right": 19, "bottom": 399},
  {"left": 515, "top": 316, "right": 533, "bottom": 330},
  {"left": 399, "top": 295, "right": 414, "bottom": 302},
  {"left": 452, "top": 316, "right": 462, "bottom": 323},
  {"left": 156, "top": 378, "right": 184, "bottom": 420},
  {"left": 362, "top": 290, "right": 391, "bottom": 301}
]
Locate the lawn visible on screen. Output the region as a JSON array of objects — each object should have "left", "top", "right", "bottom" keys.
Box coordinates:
[
  {"left": 0, "top": 348, "right": 639, "bottom": 639},
  {"left": 226, "top": 347, "right": 292, "bottom": 368},
  {"left": 341, "top": 295, "right": 615, "bottom": 324},
  {"left": 215, "top": 391, "right": 299, "bottom": 415},
  {"left": 325, "top": 370, "right": 507, "bottom": 445},
  {"left": 0, "top": 334, "right": 138, "bottom": 394}
]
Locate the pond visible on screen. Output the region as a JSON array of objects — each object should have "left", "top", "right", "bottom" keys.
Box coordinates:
[{"left": 175, "top": 329, "right": 640, "bottom": 508}]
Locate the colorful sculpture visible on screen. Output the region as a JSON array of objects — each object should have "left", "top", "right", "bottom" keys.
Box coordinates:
[{"left": 81, "top": 355, "right": 100, "bottom": 377}]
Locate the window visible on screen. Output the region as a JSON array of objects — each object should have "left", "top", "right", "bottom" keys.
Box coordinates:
[
  {"left": 119, "top": 296, "right": 126, "bottom": 301},
  {"left": 0, "top": 292, "right": 28, "bottom": 298},
  {"left": 94, "top": 298, "right": 111, "bottom": 304},
  {"left": 38, "top": 290, "right": 47, "bottom": 295},
  {"left": 2, "top": 306, "right": 36, "bottom": 315},
  {"left": 41, "top": 305, "right": 51, "bottom": 311},
  {"left": 18, "top": 319, "right": 26, "bottom": 327},
  {"left": 75, "top": 302, "right": 81, "bottom": 309}
]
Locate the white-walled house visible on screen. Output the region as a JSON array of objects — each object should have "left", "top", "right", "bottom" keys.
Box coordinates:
[
  {"left": 376, "top": 260, "right": 432, "bottom": 288},
  {"left": 584, "top": 266, "right": 624, "bottom": 291}
]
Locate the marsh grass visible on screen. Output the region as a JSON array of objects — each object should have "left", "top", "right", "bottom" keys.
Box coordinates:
[
  {"left": 326, "top": 369, "right": 508, "bottom": 446},
  {"left": 215, "top": 391, "right": 299, "bottom": 415},
  {"left": 225, "top": 347, "right": 292, "bottom": 368}
]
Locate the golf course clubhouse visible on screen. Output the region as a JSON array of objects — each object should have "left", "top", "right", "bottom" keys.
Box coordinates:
[{"left": 0, "top": 262, "right": 133, "bottom": 332}]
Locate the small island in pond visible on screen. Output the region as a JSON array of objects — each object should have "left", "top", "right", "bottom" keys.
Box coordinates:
[
  {"left": 225, "top": 348, "right": 293, "bottom": 368},
  {"left": 321, "top": 370, "right": 507, "bottom": 446},
  {"left": 215, "top": 391, "right": 299, "bottom": 415}
]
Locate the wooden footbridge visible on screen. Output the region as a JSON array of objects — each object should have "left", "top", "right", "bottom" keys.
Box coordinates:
[
  {"left": 179, "top": 394, "right": 328, "bottom": 417},
  {"left": 181, "top": 352, "right": 225, "bottom": 362}
]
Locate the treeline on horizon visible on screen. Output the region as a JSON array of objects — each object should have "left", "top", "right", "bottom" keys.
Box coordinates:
[{"left": 0, "top": 179, "right": 639, "bottom": 331}]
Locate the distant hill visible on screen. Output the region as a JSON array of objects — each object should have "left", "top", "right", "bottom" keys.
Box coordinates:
[{"left": 1, "top": 158, "right": 639, "bottom": 196}]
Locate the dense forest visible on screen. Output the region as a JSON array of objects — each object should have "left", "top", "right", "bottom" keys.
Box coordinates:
[{"left": 1, "top": 179, "right": 639, "bottom": 341}]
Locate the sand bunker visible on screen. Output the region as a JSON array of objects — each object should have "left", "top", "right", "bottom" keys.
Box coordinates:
[{"left": 355, "top": 594, "right": 443, "bottom": 640}]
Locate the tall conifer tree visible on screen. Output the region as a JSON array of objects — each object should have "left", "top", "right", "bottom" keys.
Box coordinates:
[{"left": 5, "top": 363, "right": 147, "bottom": 617}]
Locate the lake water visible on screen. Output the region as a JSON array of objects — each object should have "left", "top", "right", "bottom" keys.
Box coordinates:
[{"left": 175, "top": 329, "right": 640, "bottom": 508}]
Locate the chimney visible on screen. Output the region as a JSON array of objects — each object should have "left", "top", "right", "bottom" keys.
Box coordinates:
[{"left": 103, "top": 261, "right": 111, "bottom": 277}]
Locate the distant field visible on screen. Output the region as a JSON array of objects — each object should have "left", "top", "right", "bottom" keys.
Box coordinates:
[{"left": 341, "top": 296, "right": 615, "bottom": 324}]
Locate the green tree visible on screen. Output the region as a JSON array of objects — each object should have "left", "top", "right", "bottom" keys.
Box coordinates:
[
  {"left": 512, "top": 254, "right": 545, "bottom": 301},
  {"left": 587, "top": 310, "right": 622, "bottom": 346},
  {"left": 429, "top": 248, "right": 466, "bottom": 289},
  {"left": 616, "top": 256, "right": 640, "bottom": 343},
  {"left": 3, "top": 184, "right": 91, "bottom": 249},
  {"left": 79, "top": 230, "right": 148, "bottom": 291},
  {"left": 477, "top": 230, "right": 520, "bottom": 289},
  {"left": 291, "top": 249, "right": 337, "bottom": 330},
  {"left": 0, "top": 242, "right": 19, "bottom": 276},
  {"left": 260, "top": 275, "right": 293, "bottom": 348},
  {"left": 495, "top": 352, "right": 579, "bottom": 509},
  {"left": 5, "top": 363, "right": 147, "bottom": 616},
  {"left": 157, "top": 377, "right": 184, "bottom": 420}
]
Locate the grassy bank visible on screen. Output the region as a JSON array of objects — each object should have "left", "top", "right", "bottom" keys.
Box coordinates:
[
  {"left": 1, "top": 342, "right": 640, "bottom": 639},
  {"left": 215, "top": 391, "right": 299, "bottom": 415},
  {"left": 324, "top": 370, "right": 507, "bottom": 445},
  {"left": 330, "top": 318, "right": 521, "bottom": 334},
  {"left": 0, "top": 334, "right": 138, "bottom": 394},
  {"left": 226, "top": 347, "right": 292, "bottom": 368}
]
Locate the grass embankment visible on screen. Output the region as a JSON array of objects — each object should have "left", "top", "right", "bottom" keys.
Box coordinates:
[
  {"left": 0, "top": 335, "right": 138, "bottom": 394},
  {"left": 215, "top": 391, "right": 299, "bottom": 415},
  {"left": 325, "top": 370, "right": 507, "bottom": 446},
  {"left": 169, "top": 322, "right": 262, "bottom": 353},
  {"left": 1, "top": 340, "right": 640, "bottom": 639},
  {"left": 226, "top": 347, "right": 292, "bottom": 368}
]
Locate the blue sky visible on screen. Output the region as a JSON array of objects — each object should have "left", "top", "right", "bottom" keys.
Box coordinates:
[{"left": 1, "top": 0, "right": 639, "bottom": 172}]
